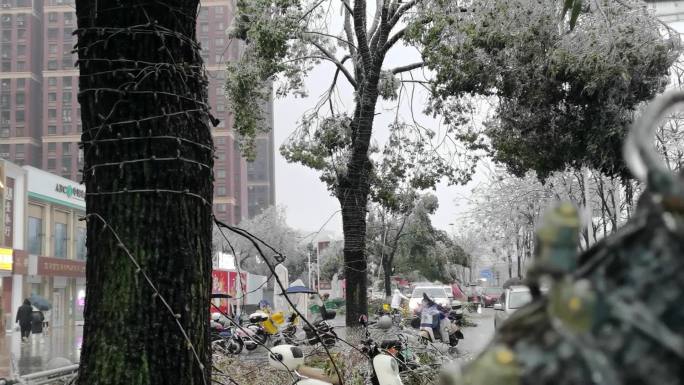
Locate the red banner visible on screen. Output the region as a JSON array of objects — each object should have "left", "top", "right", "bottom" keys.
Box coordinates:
[
  {"left": 211, "top": 270, "right": 246, "bottom": 315},
  {"left": 37, "top": 256, "right": 86, "bottom": 278},
  {"left": 12, "top": 250, "right": 27, "bottom": 275}
]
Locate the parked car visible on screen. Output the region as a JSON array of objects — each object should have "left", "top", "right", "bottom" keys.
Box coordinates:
[
  {"left": 408, "top": 286, "right": 451, "bottom": 312},
  {"left": 482, "top": 287, "right": 503, "bottom": 307},
  {"left": 494, "top": 285, "right": 532, "bottom": 329}
]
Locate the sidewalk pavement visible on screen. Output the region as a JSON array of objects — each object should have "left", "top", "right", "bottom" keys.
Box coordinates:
[{"left": 0, "top": 326, "right": 82, "bottom": 378}]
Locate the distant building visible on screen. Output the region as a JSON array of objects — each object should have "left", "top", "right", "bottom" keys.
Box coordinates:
[{"left": 0, "top": 0, "right": 275, "bottom": 226}]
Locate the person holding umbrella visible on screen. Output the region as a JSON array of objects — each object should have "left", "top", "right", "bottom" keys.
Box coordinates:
[
  {"left": 29, "top": 293, "right": 51, "bottom": 334},
  {"left": 15, "top": 299, "right": 32, "bottom": 342}
]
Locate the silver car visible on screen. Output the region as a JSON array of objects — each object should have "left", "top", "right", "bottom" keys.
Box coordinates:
[{"left": 494, "top": 285, "right": 532, "bottom": 329}]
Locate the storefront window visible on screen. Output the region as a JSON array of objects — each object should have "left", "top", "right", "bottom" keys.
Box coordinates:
[
  {"left": 54, "top": 222, "right": 67, "bottom": 258},
  {"left": 28, "top": 216, "right": 42, "bottom": 255},
  {"left": 76, "top": 227, "right": 86, "bottom": 260}
]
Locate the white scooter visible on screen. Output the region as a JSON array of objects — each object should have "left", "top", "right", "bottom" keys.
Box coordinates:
[
  {"left": 268, "top": 344, "right": 339, "bottom": 385},
  {"left": 268, "top": 343, "right": 403, "bottom": 385}
]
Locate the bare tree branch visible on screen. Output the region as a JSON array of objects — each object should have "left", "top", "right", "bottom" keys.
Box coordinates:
[
  {"left": 391, "top": 61, "right": 425, "bottom": 74},
  {"left": 383, "top": 26, "right": 406, "bottom": 51},
  {"left": 353, "top": 0, "right": 373, "bottom": 72},
  {"left": 388, "top": 0, "right": 420, "bottom": 27},
  {"left": 340, "top": 0, "right": 353, "bottom": 14},
  {"left": 370, "top": 0, "right": 392, "bottom": 57},
  {"left": 342, "top": 3, "right": 358, "bottom": 61},
  {"left": 303, "top": 31, "right": 357, "bottom": 50},
  {"left": 308, "top": 40, "right": 358, "bottom": 88},
  {"left": 367, "top": 0, "right": 383, "bottom": 39}
]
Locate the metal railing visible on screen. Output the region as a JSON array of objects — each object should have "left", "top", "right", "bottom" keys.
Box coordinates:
[{"left": 18, "top": 364, "right": 78, "bottom": 385}]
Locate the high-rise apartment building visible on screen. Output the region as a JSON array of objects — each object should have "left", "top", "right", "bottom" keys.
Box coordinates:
[{"left": 0, "top": 0, "right": 275, "bottom": 225}]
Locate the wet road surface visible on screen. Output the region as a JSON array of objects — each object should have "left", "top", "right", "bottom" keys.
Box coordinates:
[{"left": 0, "top": 325, "right": 82, "bottom": 377}]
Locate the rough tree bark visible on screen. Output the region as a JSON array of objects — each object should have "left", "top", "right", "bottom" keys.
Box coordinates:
[
  {"left": 339, "top": 77, "right": 381, "bottom": 326},
  {"left": 338, "top": 0, "right": 388, "bottom": 325},
  {"left": 76, "top": 1, "right": 213, "bottom": 384}
]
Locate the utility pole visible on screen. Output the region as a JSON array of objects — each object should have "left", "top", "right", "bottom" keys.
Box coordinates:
[
  {"left": 316, "top": 244, "right": 320, "bottom": 291},
  {"left": 307, "top": 242, "right": 315, "bottom": 289}
]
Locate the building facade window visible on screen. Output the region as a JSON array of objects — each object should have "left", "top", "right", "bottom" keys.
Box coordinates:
[
  {"left": 76, "top": 227, "right": 86, "bottom": 260},
  {"left": 54, "top": 222, "right": 67, "bottom": 258},
  {"left": 28, "top": 216, "right": 42, "bottom": 255}
]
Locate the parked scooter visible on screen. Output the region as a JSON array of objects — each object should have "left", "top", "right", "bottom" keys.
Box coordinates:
[
  {"left": 358, "top": 315, "right": 406, "bottom": 385},
  {"left": 280, "top": 306, "right": 338, "bottom": 347},
  {"left": 210, "top": 313, "right": 244, "bottom": 354},
  {"left": 239, "top": 310, "right": 271, "bottom": 350},
  {"left": 268, "top": 344, "right": 340, "bottom": 385}
]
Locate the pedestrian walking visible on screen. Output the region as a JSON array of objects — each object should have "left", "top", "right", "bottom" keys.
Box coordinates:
[
  {"left": 391, "top": 289, "right": 408, "bottom": 311},
  {"left": 15, "top": 299, "right": 32, "bottom": 342}
]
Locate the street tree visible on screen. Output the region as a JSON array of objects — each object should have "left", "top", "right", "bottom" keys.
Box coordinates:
[
  {"left": 412, "top": 0, "right": 680, "bottom": 180},
  {"left": 319, "top": 240, "right": 344, "bottom": 281},
  {"left": 75, "top": 1, "right": 213, "bottom": 384},
  {"left": 366, "top": 191, "right": 415, "bottom": 298},
  {"left": 391, "top": 194, "right": 470, "bottom": 283},
  {"left": 214, "top": 206, "right": 308, "bottom": 279},
  {"left": 226, "top": 0, "right": 476, "bottom": 324}
]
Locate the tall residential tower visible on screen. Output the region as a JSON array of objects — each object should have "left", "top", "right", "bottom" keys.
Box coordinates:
[{"left": 0, "top": 0, "right": 275, "bottom": 225}]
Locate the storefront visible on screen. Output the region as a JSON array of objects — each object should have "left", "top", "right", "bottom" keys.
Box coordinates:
[
  {"left": 18, "top": 167, "right": 86, "bottom": 327},
  {"left": 0, "top": 160, "right": 28, "bottom": 332}
]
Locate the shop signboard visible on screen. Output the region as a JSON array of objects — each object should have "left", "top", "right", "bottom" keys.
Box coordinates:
[
  {"left": 0, "top": 248, "right": 11, "bottom": 271},
  {"left": 37, "top": 256, "right": 86, "bottom": 278},
  {"left": 25, "top": 167, "right": 85, "bottom": 210},
  {"left": 12, "top": 250, "right": 27, "bottom": 275},
  {"left": 4, "top": 177, "right": 13, "bottom": 248}
]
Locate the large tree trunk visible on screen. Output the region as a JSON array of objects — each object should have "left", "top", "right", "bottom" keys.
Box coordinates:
[
  {"left": 340, "top": 183, "right": 370, "bottom": 326},
  {"left": 76, "top": 2, "right": 213, "bottom": 384},
  {"left": 340, "top": 81, "right": 380, "bottom": 326}
]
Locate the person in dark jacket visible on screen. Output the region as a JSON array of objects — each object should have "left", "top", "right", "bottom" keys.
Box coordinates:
[{"left": 15, "top": 299, "right": 32, "bottom": 341}]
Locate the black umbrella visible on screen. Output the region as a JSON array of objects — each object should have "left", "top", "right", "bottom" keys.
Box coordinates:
[{"left": 29, "top": 293, "right": 51, "bottom": 311}]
